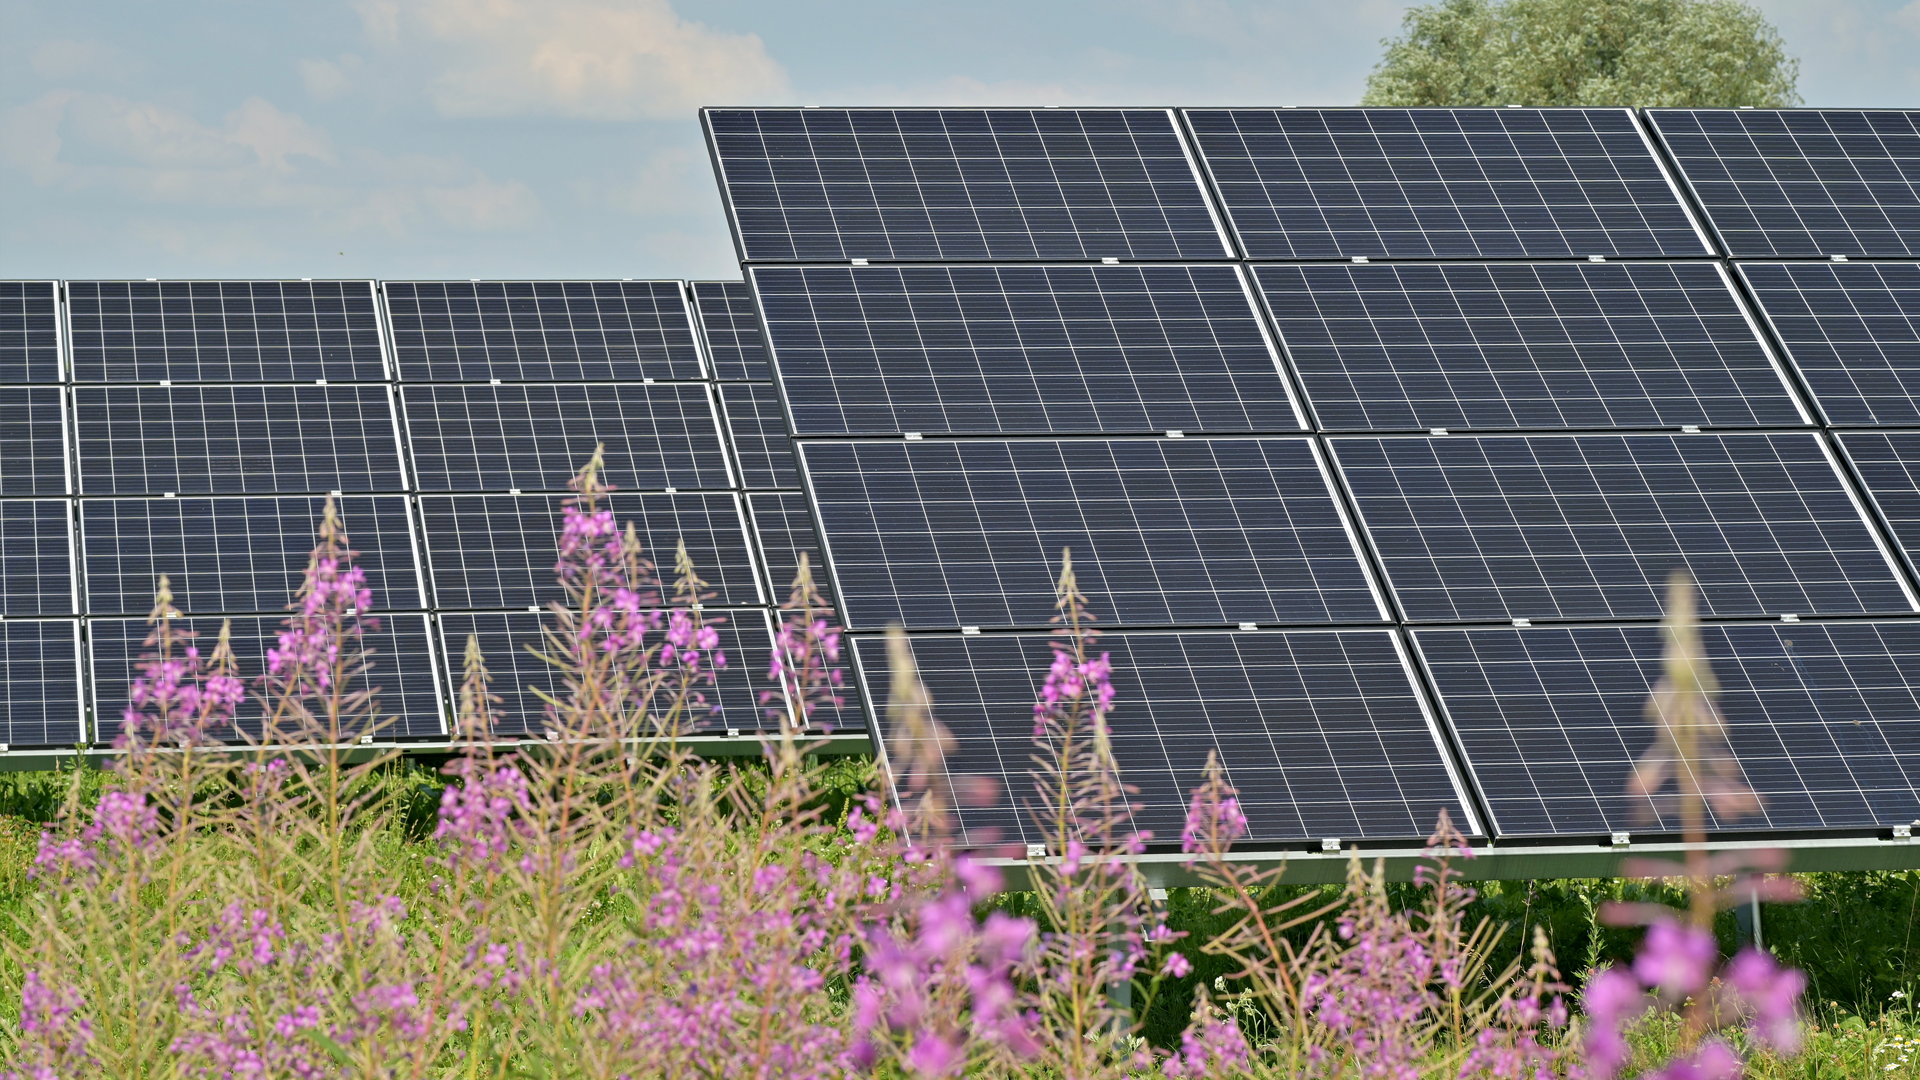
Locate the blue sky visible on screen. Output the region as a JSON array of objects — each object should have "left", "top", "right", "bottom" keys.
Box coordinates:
[{"left": 5, "top": 0, "right": 1918, "bottom": 281}]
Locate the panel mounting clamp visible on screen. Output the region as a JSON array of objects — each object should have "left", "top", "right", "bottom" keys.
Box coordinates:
[
  {"left": 1238, "top": 622, "right": 1258, "bottom": 631},
  {"left": 1321, "top": 838, "right": 1343, "bottom": 852},
  {"left": 1611, "top": 832, "right": 1631, "bottom": 848},
  {"left": 961, "top": 626, "right": 981, "bottom": 635},
  {"left": 851, "top": 258, "right": 869, "bottom": 266},
  {"left": 1101, "top": 257, "right": 1120, "bottom": 265}
]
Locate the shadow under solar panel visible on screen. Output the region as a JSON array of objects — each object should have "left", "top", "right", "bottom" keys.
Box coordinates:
[
  {"left": 1739, "top": 261, "right": 1920, "bottom": 426},
  {"left": 65, "top": 280, "right": 387, "bottom": 383},
  {"left": 384, "top": 281, "right": 704, "bottom": 382},
  {"left": 0, "top": 282, "right": 62, "bottom": 383},
  {"left": 692, "top": 281, "right": 771, "bottom": 381}
]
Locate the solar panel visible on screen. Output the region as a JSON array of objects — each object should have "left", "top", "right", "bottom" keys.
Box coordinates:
[
  {"left": 383, "top": 281, "right": 703, "bottom": 382},
  {"left": 1255, "top": 261, "right": 1805, "bottom": 431},
  {"left": 753, "top": 263, "right": 1303, "bottom": 437},
  {"left": 857, "top": 628, "right": 1474, "bottom": 846},
  {"left": 1738, "top": 262, "right": 1920, "bottom": 425},
  {"left": 719, "top": 383, "right": 798, "bottom": 489},
  {"left": 1415, "top": 620, "right": 1920, "bottom": 837},
  {"left": 0, "top": 387, "right": 70, "bottom": 496},
  {"left": 400, "top": 383, "right": 731, "bottom": 492},
  {"left": 80, "top": 495, "right": 422, "bottom": 617},
  {"left": 1331, "top": 432, "right": 1915, "bottom": 622},
  {"left": 692, "top": 281, "right": 771, "bottom": 380},
  {"left": 705, "top": 108, "right": 1232, "bottom": 262},
  {"left": 0, "top": 282, "right": 62, "bottom": 382},
  {"left": 1185, "top": 108, "right": 1712, "bottom": 259},
  {"left": 800, "top": 436, "right": 1385, "bottom": 631},
  {"left": 1649, "top": 109, "right": 1920, "bottom": 258},
  {"left": 73, "top": 385, "right": 404, "bottom": 496},
  {"left": 418, "top": 492, "right": 762, "bottom": 610},
  {"left": 0, "top": 620, "right": 82, "bottom": 747},
  {"left": 0, "top": 501, "right": 75, "bottom": 617},
  {"left": 88, "top": 613, "right": 444, "bottom": 740},
  {"left": 1836, "top": 431, "right": 1920, "bottom": 568},
  {"left": 66, "top": 280, "right": 386, "bottom": 383},
  {"left": 746, "top": 492, "right": 833, "bottom": 611}
]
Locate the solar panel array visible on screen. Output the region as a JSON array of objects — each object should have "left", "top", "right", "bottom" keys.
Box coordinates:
[{"left": 707, "top": 105, "right": 1920, "bottom": 847}]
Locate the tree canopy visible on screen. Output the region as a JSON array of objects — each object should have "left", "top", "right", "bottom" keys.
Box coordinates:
[{"left": 1361, "top": 0, "right": 1800, "bottom": 108}]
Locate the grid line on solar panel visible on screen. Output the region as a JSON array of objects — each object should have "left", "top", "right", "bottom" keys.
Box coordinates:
[
  {"left": 0, "top": 387, "right": 71, "bottom": 496},
  {"left": 418, "top": 492, "right": 763, "bottom": 610},
  {"left": 0, "top": 500, "right": 75, "bottom": 617},
  {"left": 382, "top": 280, "right": 704, "bottom": 382},
  {"left": 855, "top": 628, "right": 1475, "bottom": 847},
  {"left": 1184, "top": 108, "right": 1713, "bottom": 260},
  {"left": 65, "top": 280, "right": 387, "bottom": 382},
  {"left": 80, "top": 495, "right": 422, "bottom": 616},
  {"left": 753, "top": 263, "right": 1304, "bottom": 437},
  {"left": 692, "top": 281, "right": 772, "bottom": 380},
  {"left": 1254, "top": 261, "right": 1806, "bottom": 431},
  {"left": 1330, "top": 432, "right": 1917, "bottom": 622},
  {"left": 1835, "top": 431, "right": 1920, "bottom": 574},
  {"left": 89, "top": 614, "right": 444, "bottom": 740},
  {"left": 74, "top": 385, "right": 405, "bottom": 496},
  {"left": 0, "top": 282, "right": 62, "bottom": 382},
  {"left": 1738, "top": 262, "right": 1920, "bottom": 425},
  {"left": 799, "top": 436, "right": 1385, "bottom": 631},
  {"left": 719, "top": 383, "right": 799, "bottom": 489},
  {"left": 1414, "top": 619, "right": 1920, "bottom": 837},
  {"left": 0, "top": 620, "right": 82, "bottom": 747},
  {"left": 746, "top": 492, "right": 833, "bottom": 612},
  {"left": 1649, "top": 110, "right": 1920, "bottom": 258},
  {"left": 400, "top": 383, "right": 731, "bottom": 492},
  {"left": 705, "top": 108, "right": 1233, "bottom": 263}
]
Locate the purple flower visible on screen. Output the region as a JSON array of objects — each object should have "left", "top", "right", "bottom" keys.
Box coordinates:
[
  {"left": 1644, "top": 1039, "right": 1742, "bottom": 1080},
  {"left": 1162, "top": 1013, "right": 1251, "bottom": 1078},
  {"left": 1578, "top": 967, "right": 1644, "bottom": 1080},
  {"left": 1633, "top": 921, "right": 1717, "bottom": 998},
  {"left": 1723, "top": 947, "right": 1805, "bottom": 1053},
  {"left": 1163, "top": 952, "right": 1193, "bottom": 979},
  {"left": 435, "top": 758, "right": 531, "bottom": 869}
]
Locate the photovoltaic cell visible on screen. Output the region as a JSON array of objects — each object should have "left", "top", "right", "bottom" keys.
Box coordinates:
[
  {"left": 692, "top": 281, "right": 771, "bottom": 380},
  {"left": 1649, "top": 109, "right": 1920, "bottom": 258},
  {"left": 74, "top": 385, "right": 404, "bottom": 496},
  {"left": 0, "top": 387, "right": 70, "bottom": 496},
  {"left": 1186, "top": 108, "right": 1710, "bottom": 260},
  {"left": 1415, "top": 621, "right": 1920, "bottom": 836},
  {"left": 1255, "top": 261, "right": 1803, "bottom": 432},
  {"left": 1838, "top": 431, "right": 1920, "bottom": 568},
  {"left": 754, "top": 264, "right": 1301, "bottom": 437},
  {"left": 801, "top": 437, "right": 1383, "bottom": 631},
  {"left": 66, "top": 280, "right": 386, "bottom": 382},
  {"left": 1738, "top": 262, "right": 1920, "bottom": 425},
  {"left": 0, "top": 501, "right": 74, "bottom": 617},
  {"left": 401, "top": 383, "right": 730, "bottom": 492},
  {"left": 89, "top": 614, "right": 444, "bottom": 740},
  {"left": 720, "top": 383, "right": 798, "bottom": 488},
  {"left": 0, "top": 621, "right": 82, "bottom": 747},
  {"left": 81, "top": 495, "right": 421, "bottom": 616},
  {"left": 418, "top": 492, "right": 762, "bottom": 610},
  {"left": 859, "top": 629, "right": 1473, "bottom": 847},
  {"left": 384, "top": 281, "right": 704, "bottom": 382},
  {"left": 746, "top": 492, "right": 833, "bottom": 611},
  {"left": 1331, "top": 432, "right": 1913, "bottom": 622},
  {"left": 705, "top": 108, "right": 1230, "bottom": 262},
  {"left": 0, "top": 282, "right": 61, "bottom": 382}
]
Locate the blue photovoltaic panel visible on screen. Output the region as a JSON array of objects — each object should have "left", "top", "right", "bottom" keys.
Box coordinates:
[
  {"left": 720, "top": 383, "right": 798, "bottom": 488},
  {"left": 747, "top": 492, "right": 833, "bottom": 611},
  {"left": 418, "top": 492, "right": 762, "bottom": 610},
  {"left": 1738, "top": 262, "right": 1920, "bottom": 425},
  {"left": 1185, "top": 108, "right": 1711, "bottom": 260},
  {"left": 0, "top": 621, "right": 82, "bottom": 747},
  {"left": 705, "top": 108, "right": 1231, "bottom": 262},
  {"left": 1416, "top": 621, "right": 1920, "bottom": 837},
  {"left": 0, "top": 387, "right": 70, "bottom": 496},
  {"left": 754, "top": 264, "right": 1301, "bottom": 437},
  {"left": 801, "top": 437, "right": 1383, "bottom": 631},
  {"left": 66, "top": 280, "right": 386, "bottom": 382},
  {"left": 0, "top": 282, "right": 61, "bottom": 382},
  {"left": 858, "top": 629, "right": 1473, "bottom": 847},
  {"left": 692, "top": 281, "right": 771, "bottom": 381},
  {"left": 1332, "top": 432, "right": 1913, "bottom": 622},
  {"left": 384, "top": 281, "right": 703, "bottom": 382},
  {"left": 81, "top": 495, "right": 421, "bottom": 616},
  {"left": 89, "top": 614, "right": 444, "bottom": 740},
  {"left": 1255, "top": 261, "right": 1803, "bottom": 432},
  {"left": 0, "top": 501, "right": 74, "bottom": 617},
  {"left": 1649, "top": 109, "right": 1920, "bottom": 258},
  {"left": 401, "top": 383, "right": 730, "bottom": 492},
  {"left": 74, "top": 385, "right": 404, "bottom": 496},
  {"left": 1839, "top": 431, "right": 1920, "bottom": 568}
]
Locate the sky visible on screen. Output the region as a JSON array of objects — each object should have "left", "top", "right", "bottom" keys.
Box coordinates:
[{"left": 4, "top": 0, "right": 1920, "bottom": 281}]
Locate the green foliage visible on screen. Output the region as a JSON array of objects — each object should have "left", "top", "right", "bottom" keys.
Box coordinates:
[{"left": 1361, "top": 0, "right": 1800, "bottom": 107}]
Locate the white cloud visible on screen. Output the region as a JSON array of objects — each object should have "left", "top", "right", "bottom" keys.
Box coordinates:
[
  {"left": 366, "top": 0, "right": 790, "bottom": 119},
  {"left": 299, "top": 55, "right": 367, "bottom": 102}
]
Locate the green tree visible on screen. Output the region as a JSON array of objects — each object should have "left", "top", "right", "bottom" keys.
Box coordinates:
[{"left": 1361, "top": 0, "right": 1800, "bottom": 108}]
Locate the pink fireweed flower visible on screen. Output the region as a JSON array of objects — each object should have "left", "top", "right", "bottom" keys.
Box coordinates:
[
  {"left": 1162, "top": 1013, "right": 1251, "bottom": 1079},
  {"left": 120, "top": 581, "right": 243, "bottom": 747},
  {"left": 435, "top": 758, "right": 532, "bottom": 869},
  {"left": 1645, "top": 1039, "right": 1742, "bottom": 1080},
  {"left": 1632, "top": 921, "right": 1717, "bottom": 998},
  {"left": 32, "top": 789, "right": 162, "bottom": 891},
  {"left": 1723, "top": 947, "right": 1805, "bottom": 1054},
  {"left": 1577, "top": 967, "right": 1647, "bottom": 1080},
  {"left": 7, "top": 971, "right": 96, "bottom": 1080},
  {"left": 1163, "top": 952, "right": 1193, "bottom": 979}
]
